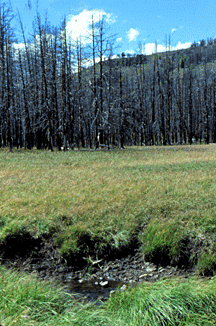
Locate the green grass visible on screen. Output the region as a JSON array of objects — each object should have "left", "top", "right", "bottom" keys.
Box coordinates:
[
  {"left": 1, "top": 265, "right": 216, "bottom": 325},
  {"left": 0, "top": 265, "right": 112, "bottom": 325},
  {"left": 1, "top": 144, "right": 216, "bottom": 323},
  {"left": 106, "top": 275, "right": 216, "bottom": 325},
  {"left": 1, "top": 145, "right": 216, "bottom": 272}
]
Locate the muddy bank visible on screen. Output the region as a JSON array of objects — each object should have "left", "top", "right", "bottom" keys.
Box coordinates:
[{"left": 0, "top": 235, "right": 196, "bottom": 304}]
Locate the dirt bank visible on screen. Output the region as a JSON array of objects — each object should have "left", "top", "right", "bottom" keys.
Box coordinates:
[{"left": 0, "top": 235, "right": 196, "bottom": 303}]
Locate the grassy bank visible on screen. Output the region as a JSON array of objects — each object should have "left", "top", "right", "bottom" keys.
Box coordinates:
[
  {"left": 1, "top": 145, "right": 216, "bottom": 273},
  {"left": 1, "top": 265, "right": 216, "bottom": 325}
]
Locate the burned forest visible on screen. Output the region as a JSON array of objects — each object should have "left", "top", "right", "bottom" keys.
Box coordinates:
[{"left": 1, "top": 3, "right": 216, "bottom": 152}]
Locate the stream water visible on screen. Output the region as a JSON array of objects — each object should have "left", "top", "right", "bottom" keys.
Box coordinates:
[
  {"left": 1, "top": 238, "right": 196, "bottom": 308},
  {"left": 61, "top": 279, "right": 125, "bottom": 306}
]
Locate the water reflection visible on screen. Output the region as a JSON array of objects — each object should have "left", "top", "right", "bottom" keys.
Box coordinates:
[{"left": 62, "top": 279, "right": 125, "bottom": 306}]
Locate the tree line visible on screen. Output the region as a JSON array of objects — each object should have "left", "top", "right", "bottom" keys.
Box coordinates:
[{"left": 1, "top": 2, "right": 216, "bottom": 152}]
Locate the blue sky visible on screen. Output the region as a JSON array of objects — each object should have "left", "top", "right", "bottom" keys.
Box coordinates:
[{"left": 9, "top": 0, "right": 216, "bottom": 56}]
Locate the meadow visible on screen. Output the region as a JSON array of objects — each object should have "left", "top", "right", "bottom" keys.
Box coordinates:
[{"left": 1, "top": 144, "right": 216, "bottom": 324}]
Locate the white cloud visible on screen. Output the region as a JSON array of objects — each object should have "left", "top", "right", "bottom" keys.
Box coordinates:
[
  {"left": 13, "top": 33, "right": 56, "bottom": 53},
  {"left": 66, "top": 9, "right": 116, "bottom": 44},
  {"left": 144, "top": 43, "right": 158, "bottom": 55},
  {"left": 143, "top": 41, "right": 191, "bottom": 55},
  {"left": 171, "top": 28, "right": 176, "bottom": 33},
  {"left": 13, "top": 43, "right": 26, "bottom": 50},
  {"left": 144, "top": 43, "right": 165, "bottom": 55},
  {"left": 109, "top": 54, "right": 118, "bottom": 59},
  {"left": 82, "top": 55, "right": 108, "bottom": 68},
  {"left": 173, "top": 41, "right": 191, "bottom": 50},
  {"left": 106, "top": 13, "right": 117, "bottom": 24},
  {"left": 125, "top": 49, "right": 135, "bottom": 55},
  {"left": 127, "top": 28, "right": 139, "bottom": 42},
  {"left": 116, "top": 37, "right": 122, "bottom": 42},
  {"left": 157, "top": 44, "right": 166, "bottom": 52}
]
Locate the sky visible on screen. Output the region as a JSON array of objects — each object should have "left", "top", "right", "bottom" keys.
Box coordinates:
[{"left": 8, "top": 0, "right": 216, "bottom": 57}]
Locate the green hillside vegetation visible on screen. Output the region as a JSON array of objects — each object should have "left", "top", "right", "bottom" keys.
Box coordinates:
[{"left": 85, "top": 40, "right": 216, "bottom": 78}]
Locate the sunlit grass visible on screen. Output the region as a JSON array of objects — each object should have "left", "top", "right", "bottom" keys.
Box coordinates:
[
  {"left": 106, "top": 274, "right": 216, "bottom": 325},
  {"left": 1, "top": 144, "right": 216, "bottom": 272},
  {"left": 0, "top": 265, "right": 112, "bottom": 325}
]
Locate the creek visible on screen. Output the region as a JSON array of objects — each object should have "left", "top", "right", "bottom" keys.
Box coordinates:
[{"left": 1, "top": 238, "right": 196, "bottom": 305}]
